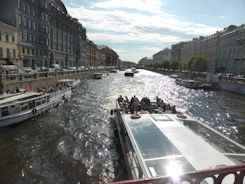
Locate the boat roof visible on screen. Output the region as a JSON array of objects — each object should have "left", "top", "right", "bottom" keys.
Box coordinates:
[
  {"left": 121, "top": 113, "right": 235, "bottom": 178},
  {"left": 57, "top": 79, "right": 76, "bottom": 82},
  {"left": 0, "top": 92, "right": 41, "bottom": 107}
]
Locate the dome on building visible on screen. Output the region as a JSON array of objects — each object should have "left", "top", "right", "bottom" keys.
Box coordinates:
[{"left": 48, "top": 0, "right": 67, "bottom": 14}]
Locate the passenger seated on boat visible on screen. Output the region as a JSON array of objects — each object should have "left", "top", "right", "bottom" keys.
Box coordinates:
[
  {"left": 117, "top": 95, "right": 124, "bottom": 103},
  {"left": 171, "top": 105, "right": 177, "bottom": 114},
  {"left": 125, "top": 96, "right": 129, "bottom": 103},
  {"left": 16, "top": 86, "right": 20, "bottom": 93}
]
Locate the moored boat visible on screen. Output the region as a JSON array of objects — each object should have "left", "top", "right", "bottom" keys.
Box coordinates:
[
  {"left": 57, "top": 79, "right": 80, "bottom": 89},
  {"left": 93, "top": 73, "right": 103, "bottom": 79},
  {"left": 110, "top": 96, "right": 245, "bottom": 184},
  {"left": 110, "top": 69, "right": 118, "bottom": 73},
  {"left": 176, "top": 79, "right": 202, "bottom": 89},
  {"left": 0, "top": 88, "right": 71, "bottom": 128}
]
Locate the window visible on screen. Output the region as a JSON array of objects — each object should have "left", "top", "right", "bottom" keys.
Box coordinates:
[
  {"left": 28, "top": 19, "right": 31, "bottom": 29},
  {"left": 23, "top": 32, "right": 27, "bottom": 41},
  {"left": 18, "top": 0, "right": 21, "bottom": 9},
  {"left": 45, "top": 2, "right": 48, "bottom": 9},
  {"left": 29, "top": 33, "right": 32, "bottom": 42},
  {"left": 23, "top": 18, "right": 26, "bottom": 27},
  {"left": 46, "top": 14, "right": 48, "bottom": 21},
  {"left": 0, "top": 47, "right": 3, "bottom": 58},
  {"left": 46, "top": 26, "right": 48, "bottom": 33},
  {"left": 33, "top": 35, "right": 36, "bottom": 42},
  {"left": 23, "top": 2, "right": 26, "bottom": 12},
  {"left": 6, "top": 48, "right": 10, "bottom": 58},
  {"left": 33, "top": 21, "right": 36, "bottom": 30},
  {"left": 19, "top": 31, "right": 23, "bottom": 40},
  {"left": 12, "top": 35, "right": 15, "bottom": 42},
  {"left": 27, "top": 48, "right": 30, "bottom": 55},
  {"left": 5, "top": 33, "right": 9, "bottom": 42},
  {"left": 32, "top": 9, "right": 35, "bottom": 17},
  {"left": 18, "top": 15, "right": 22, "bottom": 25},
  {"left": 13, "top": 49, "right": 16, "bottom": 58},
  {"left": 22, "top": 47, "right": 25, "bottom": 54},
  {"left": 0, "top": 31, "right": 1, "bottom": 41},
  {"left": 27, "top": 5, "right": 30, "bottom": 14},
  {"left": 41, "top": 13, "right": 45, "bottom": 21}
]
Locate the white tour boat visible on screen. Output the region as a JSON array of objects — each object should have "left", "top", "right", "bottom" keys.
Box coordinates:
[
  {"left": 110, "top": 98, "right": 245, "bottom": 184},
  {"left": 57, "top": 79, "right": 80, "bottom": 89},
  {"left": 0, "top": 88, "right": 71, "bottom": 127}
]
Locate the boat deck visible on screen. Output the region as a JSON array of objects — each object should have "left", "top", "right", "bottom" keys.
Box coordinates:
[{"left": 121, "top": 113, "right": 235, "bottom": 178}]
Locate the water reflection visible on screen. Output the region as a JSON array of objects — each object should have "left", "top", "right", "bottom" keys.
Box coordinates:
[{"left": 0, "top": 69, "right": 244, "bottom": 184}]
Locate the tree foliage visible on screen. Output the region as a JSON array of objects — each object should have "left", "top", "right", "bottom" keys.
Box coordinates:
[
  {"left": 186, "top": 56, "right": 209, "bottom": 72},
  {"left": 162, "top": 60, "right": 170, "bottom": 69},
  {"left": 182, "top": 62, "right": 188, "bottom": 70},
  {"left": 191, "top": 56, "right": 209, "bottom": 71},
  {"left": 170, "top": 59, "right": 180, "bottom": 70}
]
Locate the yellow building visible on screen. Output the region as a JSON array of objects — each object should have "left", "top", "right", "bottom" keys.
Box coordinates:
[{"left": 0, "top": 22, "right": 22, "bottom": 66}]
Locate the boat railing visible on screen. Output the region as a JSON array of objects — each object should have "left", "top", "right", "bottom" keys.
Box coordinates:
[
  {"left": 115, "top": 108, "right": 147, "bottom": 179},
  {"left": 107, "top": 164, "right": 245, "bottom": 184},
  {"left": 0, "top": 93, "right": 51, "bottom": 118},
  {"left": 183, "top": 120, "right": 245, "bottom": 156}
]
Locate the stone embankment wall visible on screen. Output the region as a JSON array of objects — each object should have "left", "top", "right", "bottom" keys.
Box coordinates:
[{"left": 0, "top": 70, "right": 106, "bottom": 94}]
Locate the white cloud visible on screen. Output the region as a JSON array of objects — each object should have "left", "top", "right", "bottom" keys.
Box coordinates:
[
  {"left": 93, "top": 0, "right": 163, "bottom": 13},
  {"left": 218, "top": 15, "right": 227, "bottom": 19},
  {"left": 65, "top": 1, "right": 222, "bottom": 62}
]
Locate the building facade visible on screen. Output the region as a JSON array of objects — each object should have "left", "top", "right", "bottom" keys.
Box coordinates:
[
  {"left": 0, "top": 22, "right": 22, "bottom": 66},
  {"left": 153, "top": 48, "right": 172, "bottom": 64},
  {"left": 138, "top": 57, "right": 153, "bottom": 67},
  {"left": 216, "top": 25, "right": 245, "bottom": 73},
  {"left": 0, "top": 0, "right": 86, "bottom": 68},
  {"left": 171, "top": 42, "right": 184, "bottom": 62}
]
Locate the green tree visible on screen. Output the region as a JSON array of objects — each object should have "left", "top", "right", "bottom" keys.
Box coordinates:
[
  {"left": 191, "top": 56, "right": 209, "bottom": 72},
  {"left": 187, "top": 56, "right": 195, "bottom": 70},
  {"left": 170, "top": 59, "right": 180, "bottom": 70},
  {"left": 152, "top": 62, "right": 162, "bottom": 68},
  {"left": 162, "top": 60, "right": 170, "bottom": 69},
  {"left": 182, "top": 62, "right": 188, "bottom": 70}
]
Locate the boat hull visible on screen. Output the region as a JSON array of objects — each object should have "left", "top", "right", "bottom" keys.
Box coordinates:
[{"left": 0, "top": 88, "right": 72, "bottom": 128}]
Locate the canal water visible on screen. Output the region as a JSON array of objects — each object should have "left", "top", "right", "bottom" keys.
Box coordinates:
[{"left": 0, "top": 70, "right": 244, "bottom": 184}]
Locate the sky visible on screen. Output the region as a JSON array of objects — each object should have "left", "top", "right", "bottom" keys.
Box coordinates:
[{"left": 62, "top": 0, "right": 245, "bottom": 63}]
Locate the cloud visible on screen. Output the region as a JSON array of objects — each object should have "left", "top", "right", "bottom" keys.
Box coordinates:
[
  {"left": 65, "top": 0, "right": 222, "bottom": 62},
  {"left": 218, "top": 15, "right": 227, "bottom": 19},
  {"left": 93, "top": 0, "right": 163, "bottom": 13}
]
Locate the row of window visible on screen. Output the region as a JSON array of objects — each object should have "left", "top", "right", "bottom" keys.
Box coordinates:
[
  {"left": 217, "top": 47, "right": 245, "bottom": 58},
  {"left": 0, "top": 47, "right": 16, "bottom": 59},
  {"left": 0, "top": 31, "right": 15, "bottom": 43},
  {"left": 22, "top": 47, "right": 41, "bottom": 57},
  {"left": 18, "top": 15, "right": 36, "bottom": 30},
  {"left": 18, "top": 0, "right": 36, "bottom": 17}
]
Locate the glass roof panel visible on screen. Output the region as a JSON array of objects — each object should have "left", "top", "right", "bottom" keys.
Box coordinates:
[
  {"left": 151, "top": 114, "right": 173, "bottom": 121},
  {"left": 127, "top": 116, "right": 181, "bottom": 159},
  {"left": 145, "top": 157, "right": 195, "bottom": 177}
]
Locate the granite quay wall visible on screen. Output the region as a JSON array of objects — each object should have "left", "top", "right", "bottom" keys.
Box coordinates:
[{"left": 0, "top": 70, "right": 107, "bottom": 94}]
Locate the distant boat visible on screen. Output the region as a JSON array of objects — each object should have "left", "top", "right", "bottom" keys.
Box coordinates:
[
  {"left": 124, "top": 70, "right": 134, "bottom": 77},
  {"left": 169, "top": 74, "right": 179, "bottom": 79},
  {"left": 57, "top": 79, "right": 80, "bottom": 89},
  {"left": 0, "top": 88, "right": 71, "bottom": 127},
  {"left": 110, "top": 69, "right": 118, "bottom": 73},
  {"left": 93, "top": 73, "right": 103, "bottom": 79}
]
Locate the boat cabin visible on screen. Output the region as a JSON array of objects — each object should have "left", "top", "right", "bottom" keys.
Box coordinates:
[{"left": 0, "top": 92, "right": 49, "bottom": 118}]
